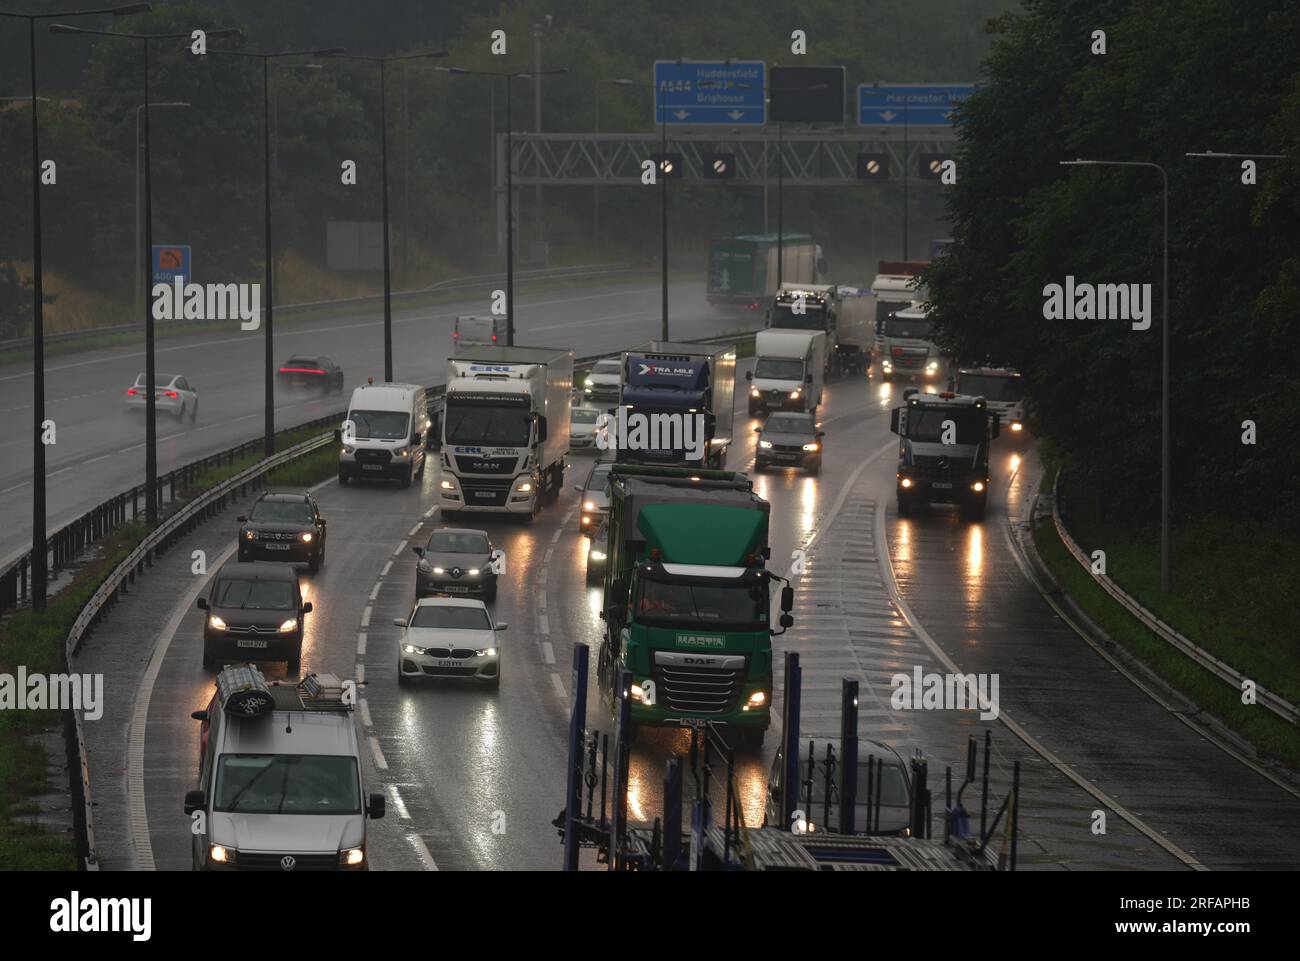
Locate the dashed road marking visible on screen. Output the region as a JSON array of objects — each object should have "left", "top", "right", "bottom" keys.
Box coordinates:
[
  {"left": 542, "top": 641, "right": 555, "bottom": 665},
  {"left": 381, "top": 560, "right": 393, "bottom": 577},
  {"left": 538, "top": 614, "right": 550, "bottom": 636},
  {"left": 361, "top": 606, "right": 372, "bottom": 627},
  {"left": 550, "top": 529, "right": 562, "bottom": 544},
  {"left": 393, "top": 539, "right": 408, "bottom": 557},
  {"left": 407, "top": 833, "right": 439, "bottom": 871},
  {"left": 543, "top": 547, "right": 553, "bottom": 565},
  {"left": 370, "top": 582, "right": 382, "bottom": 601},
  {"left": 369, "top": 736, "right": 389, "bottom": 770},
  {"left": 550, "top": 673, "right": 566, "bottom": 699},
  {"left": 85, "top": 453, "right": 112, "bottom": 465},
  {"left": 387, "top": 784, "right": 411, "bottom": 820},
  {"left": 407, "top": 524, "right": 421, "bottom": 537},
  {"left": 424, "top": 507, "right": 437, "bottom": 518},
  {"left": 359, "top": 698, "right": 373, "bottom": 729},
  {"left": 357, "top": 632, "right": 367, "bottom": 655},
  {"left": 356, "top": 662, "right": 366, "bottom": 684}
]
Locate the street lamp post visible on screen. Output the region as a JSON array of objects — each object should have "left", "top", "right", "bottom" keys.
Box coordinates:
[
  {"left": 1060, "top": 158, "right": 1171, "bottom": 592},
  {"left": 206, "top": 44, "right": 344, "bottom": 457},
  {"left": 593, "top": 78, "right": 634, "bottom": 251},
  {"left": 135, "top": 101, "right": 188, "bottom": 320},
  {"left": 441, "top": 66, "right": 568, "bottom": 347},
  {"left": 2, "top": 3, "right": 150, "bottom": 608},
  {"left": 51, "top": 19, "right": 231, "bottom": 527},
  {"left": 326, "top": 51, "right": 448, "bottom": 382}
]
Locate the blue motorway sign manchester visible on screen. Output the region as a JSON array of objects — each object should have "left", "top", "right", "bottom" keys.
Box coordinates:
[
  {"left": 653, "top": 60, "right": 765, "bottom": 125},
  {"left": 857, "top": 84, "right": 976, "bottom": 126},
  {"left": 152, "top": 244, "right": 192, "bottom": 285}
]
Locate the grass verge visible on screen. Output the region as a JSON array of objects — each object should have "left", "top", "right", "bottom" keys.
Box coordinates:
[{"left": 1032, "top": 468, "right": 1300, "bottom": 769}]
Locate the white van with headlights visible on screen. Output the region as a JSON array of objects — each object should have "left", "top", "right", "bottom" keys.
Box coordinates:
[
  {"left": 337, "top": 382, "right": 430, "bottom": 487},
  {"left": 185, "top": 665, "right": 385, "bottom": 871}
]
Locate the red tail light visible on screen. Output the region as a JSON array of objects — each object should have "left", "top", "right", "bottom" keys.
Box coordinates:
[
  {"left": 279, "top": 367, "right": 325, "bottom": 374},
  {"left": 491, "top": 333, "right": 497, "bottom": 341},
  {"left": 164, "top": 390, "right": 178, "bottom": 397},
  {"left": 127, "top": 388, "right": 138, "bottom": 396}
]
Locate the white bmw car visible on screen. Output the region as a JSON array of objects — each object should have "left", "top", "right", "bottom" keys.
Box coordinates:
[
  {"left": 394, "top": 597, "right": 507, "bottom": 689},
  {"left": 124, "top": 372, "right": 198, "bottom": 420}
]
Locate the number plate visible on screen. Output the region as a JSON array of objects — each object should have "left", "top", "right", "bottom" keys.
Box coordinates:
[
  {"left": 931, "top": 482, "right": 953, "bottom": 489},
  {"left": 265, "top": 543, "right": 291, "bottom": 551},
  {"left": 362, "top": 464, "right": 384, "bottom": 471},
  {"left": 237, "top": 639, "right": 269, "bottom": 649},
  {"left": 472, "top": 491, "right": 495, "bottom": 499},
  {"left": 436, "top": 659, "right": 461, "bottom": 667},
  {"left": 443, "top": 586, "right": 470, "bottom": 593}
]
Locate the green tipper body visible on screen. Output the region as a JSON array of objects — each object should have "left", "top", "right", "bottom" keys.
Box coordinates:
[{"left": 600, "top": 466, "right": 774, "bottom": 733}]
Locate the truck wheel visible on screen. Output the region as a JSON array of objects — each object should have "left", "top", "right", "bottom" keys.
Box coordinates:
[
  {"left": 338, "top": 470, "right": 349, "bottom": 486},
  {"left": 400, "top": 465, "right": 413, "bottom": 488}
]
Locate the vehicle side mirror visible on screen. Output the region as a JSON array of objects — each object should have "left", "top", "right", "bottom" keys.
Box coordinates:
[
  {"left": 779, "top": 613, "right": 794, "bottom": 629},
  {"left": 745, "top": 370, "right": 753, "bottom": 381},
  {"left": 494, "top": 623, "right": 508, "bottom": 632},
  {"left": 536, "top": 416, "right": 548, "bottom": 442},
  {"left": 780, "top": 585, "right": 794, "bottom": 613},
  {"left": 889, "top": 409, "right": 901, "bottom": 435},
  {"left": 412, "top": 431, "right": 422, "bottom": 445},
  {"left": 368, "top": 793, "right": 386, "bottom": 819},
  {"left": 805, "top": 373, "right": 813, "bottom": 384},
  {"left": 393, "top": 618, "right": 406, "bottom": 628},
  {"left": 990, "top": 414, "right": 1001, "bottom": 439},
  {"left": 237, "top": 515, "right": 247, "bottom": 523},
  {"left": 184, "top": 790, "right": 205, "bottom": 816},
  {"left": 754, "top": 427, "right": 762, "bottom": 433},
  {"left": 191, "top": 710, "right": 209, "bottom": 722},
  {"left": 302, "top": 601, "right": 313, "bottom": 614},
  {"left": 817, "top": 431, "right": 825, "bottom": 438},
  {"left": 196, "top": 598, "right": 208, "bottom": 611},
  {"left": 412, "top": 547, "right": 424, "bottom": 557}
]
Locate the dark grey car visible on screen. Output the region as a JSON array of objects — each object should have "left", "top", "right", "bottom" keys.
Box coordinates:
[
  {"left": 198, "top": 562, "right": 312, "bottom": 671},
  {"left": 413, "top": 528, "right": 503, "bottom": 602},
  {"left": 754, "top": 411, "right": 824, "bottom": 474}
]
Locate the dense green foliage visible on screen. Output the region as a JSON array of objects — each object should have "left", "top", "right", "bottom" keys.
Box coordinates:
[{"left": 924, "top": 0, "right": 1300, "bottom": 528}]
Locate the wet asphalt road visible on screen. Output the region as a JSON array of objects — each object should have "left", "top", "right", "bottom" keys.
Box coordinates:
[{"left": 72, "top": 358, "right": 1300, "bottom": 871}]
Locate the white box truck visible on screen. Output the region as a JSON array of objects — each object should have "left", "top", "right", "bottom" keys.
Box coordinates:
[
  {"left": 438, "top": 346, "right": 574, "bottom": 519},
  {"left": 746, "top": 329, "right": 826, "bottom": 415}
]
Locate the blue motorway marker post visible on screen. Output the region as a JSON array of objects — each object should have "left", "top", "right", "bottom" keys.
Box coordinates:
[
  {"left": 839, "top": 677, "right": 859, "bottom": 835},
  {"left": 610, "top": 666, "right": 632, "bottom": 870},
  {"left": 653, "top": 60, "right": 765, "bottom": 125},
  {"left": 562, "top": 643, "right": 589, "bottom": 871},
  {"left": 780, "top": 651, "right": 801, "bottom": 831}
]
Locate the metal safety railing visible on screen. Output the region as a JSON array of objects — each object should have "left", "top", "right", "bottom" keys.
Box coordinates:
[{"left": 1052, "top": 469, "right": 1300, "bottom": 727}]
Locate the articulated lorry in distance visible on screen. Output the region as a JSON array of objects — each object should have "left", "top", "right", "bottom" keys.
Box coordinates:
[
  {"left": 438, "top": 345, "right": 573, "bottom": 519},
  {"left": 890, "top": 389, "right": 1000, "bottom": 520},
  {"left": 955, "top": 367, "right": 1026, "bottom": 434},
  {"left": 829, "top": 285, "right": 875, "bottom": 376},
  {"left": 707, "top": 234, "right": 828, "bottom": 310},
  {"left": 617, "top": 342, "right": 736, "bottom": 468},
  {"left": 877, "top": 305, "right": 946, "bottom": 383},
  {"left": 870, "top": 259, "right": 930, "bottom": 366},
  {"left": 596, "top": 465, "right": 794, "bottom": 749},
  {"left": 746, "top": 329, "right": 826, "bottom": 415}
]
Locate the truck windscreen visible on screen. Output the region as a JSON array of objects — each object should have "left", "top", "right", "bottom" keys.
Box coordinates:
[
  {"left": 883, "top": 316, "right": 933, "bottom": 339},
  {"left": 957, "top": 375, "right": 1024, "bottom": 402},
  {"left": 905, "top": 408, "right": 986, "bottom": 444},
  {"left": 445, "top": 397, "right": 531, "bottom": 447},
  {"left": 876, "top": 299, "right": 912, "bottom": 325},
  {"left": 634, "top": 575, "right": 768, "bottom": 629},
  {"left": 770, "top": 304, "right": 826, "bottom": 330},
  {"left": 753, "top": 358, "right": 804, "bottom": 381}
]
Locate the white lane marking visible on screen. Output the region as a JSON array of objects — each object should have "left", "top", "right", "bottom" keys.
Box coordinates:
[
  {"left": 550, "top": 673, "right": 566, "bottom": 699},
  {"left": 369, "top": 737, "right": 389, "bottom": 770},
  {"left": 357, "top": 632, "right": 367, "bottom": 656},
  {"left": 407, "top": 524, "right": 421, "bottom": 537},
  {"left": 393, "top": 539, "right": 407, "bottom": 557},
  {"left": 563, "top": 509, "right": 575, "bottom": 524},
  {"left": 380, "top": 560, "right": 393, "bottom": 577},
  {"left": 370, "top": 582, "right": 381, "bottom": 601},
  {"left": 550, "top": 529, "right": 562, "bottom": 544},
  {"left": 873, "top": 482, "right": 1208, "bottom": 871},
  {"left": 538, "top": 614, "right": 550, "bottom": 636},
  {"left": 537, "top": 595, "right": 546, "bottom": 611},
  {"left": 359, "top": 698, "right": 373, "bottom": 729},
  {"left": 0, "top": 480, "right": 30, "bottom": 494},
  {"left": 543, "top": 547, "right": 553, "bottom": 565},
  {"left": 127, "top": 540, "right": 238, "bottom": 871},
  {"left": 361, "top": 606, "right": 372, "bottom": 627},
  {"left": 387, "top": 783, "right": 411, "bottom": 820},
  {"left": 538, "top": 567, "right": 547, "bottom": 582},
  {"left": 542, "top": 641, "right": 555, "bottom": 665},
  {"left": 407, "top": 833, "right": 439, "bottom": 871},
  {"left": 84, "top": 454, "right": 112, "bottom": 465},
  {"left": 424, "top": 507, "right": 436, "bottom": 518},
  {"left": 119, "top": 443, "right": 143, "bottom": 453},
  {"left": 356, "top": 662, "right": 366, "bottom": 684}
]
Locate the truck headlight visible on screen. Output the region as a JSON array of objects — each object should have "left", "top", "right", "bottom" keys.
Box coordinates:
[
  {"left": 758, "top": 440, "right": 773, "bottom": 449},
  {"left": 418, "top": 560, "right": 432, "bottom": 573},
  {"left": 209, "top": 844, "right": 233, "bottom": 864},
  {"left": 1010, "top": 421, "right": 1023, "bottom": 432},
  {"left": 630, "top": 684, "right": 646, "bottom": 702},
  {"left": 972, "top": 481, "right": 985, "bottom": 493},
  {"left": 340, "top": 847, "right": 365, "bottom": 867},
  {"left": 750, "top": 388, "right": 760, "bottom": 398},
  {"left": 747, "top": 691, "right": 767, "bottom": 706},
  {"left": 208, "top": 615, "right": 227, "bottom": 631},
  {"left": 590, "top": 548, "right": 607, "bottom": 561},
  {"left": 900, "top": 477, "right": 913, "bottom": 488},
  {"left": 278, "top": 618, "right": 298, "bottom": 633},
  {"left": 517, "top": 481, "right": 533, "bottom": 493},
  {"left": 790, "top": 389, "right": 801, "bottom": 398},
  {"left": 394, "top": 447, "right": 409, "bottom": 458},
  {"left": 584, "top": 376, "right": 594, "bottom": 388},
  {"left": 439, "top": 479, "right": 455, "bottom": 490},
  {"left": 926, "top": 361, "right": 938, "bottom": 372},
  {"left": 341, "top": 446, "right": 355, "bottom": 455}
]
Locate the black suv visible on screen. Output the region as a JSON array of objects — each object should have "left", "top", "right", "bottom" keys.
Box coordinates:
[
  {"left": 198, "top": 561, "right": 312, "bottom": 671},
  {"left": 238, "top": 491, "right": 327, "bottom": 572}
]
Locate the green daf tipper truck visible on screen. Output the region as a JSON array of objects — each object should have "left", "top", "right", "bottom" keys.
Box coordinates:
[{"left": 596, "top": 465, "right": 794, "bottom": 749}]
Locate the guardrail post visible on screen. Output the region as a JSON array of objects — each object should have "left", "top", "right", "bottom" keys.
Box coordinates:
[
  {"left": 839, "top": 677, "right": 858, "bottom": 835},
  {"left": 610, "top": 667, "right": 632, "bottom": 871}
]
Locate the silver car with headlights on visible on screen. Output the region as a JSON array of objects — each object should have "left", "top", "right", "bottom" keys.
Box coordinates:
[{"left": 395, "top": 598, "right": 508, "bottom": 689}]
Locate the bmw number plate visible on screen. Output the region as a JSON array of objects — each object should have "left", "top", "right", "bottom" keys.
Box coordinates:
[{"left": 437, "top": 660, "right": 461, "bottom": 667}]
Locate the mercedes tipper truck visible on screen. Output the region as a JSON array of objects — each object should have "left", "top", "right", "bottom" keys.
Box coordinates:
[
  {"left": 746, "top": 329, "right": 826, "bottom": 414},
  {"left": 438, "top": 346, "right": 574, "bottom": 518},
  {"left": 616, "top": 342, "right": 736, "bottom": 469},
  {"left": 707, "top": 234, "right": 827, "bottom": 310},
  {"left": 890, "top": 389, "right": 1000, "bottom": 519},
  {"left": 596, "top": 465, "right": 794, "bottom": 749}
]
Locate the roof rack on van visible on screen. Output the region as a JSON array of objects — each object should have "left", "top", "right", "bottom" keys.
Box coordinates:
[{"left": 215, "top": 663, "right": 353, "bottom": 718}]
